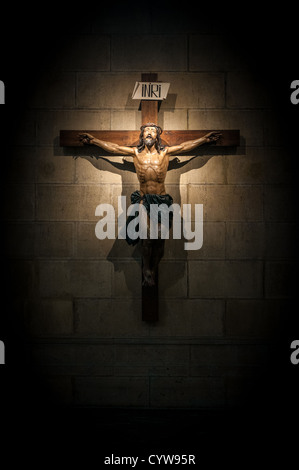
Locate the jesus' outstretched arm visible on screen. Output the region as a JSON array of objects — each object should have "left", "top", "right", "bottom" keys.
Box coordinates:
[
  {"left": 165, "top": 131, "right": 222, "bottom": 156},
  {"left": 78, "top": 132, "right": 135, "bottom": 156}
]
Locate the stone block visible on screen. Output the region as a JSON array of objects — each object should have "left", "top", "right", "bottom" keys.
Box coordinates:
[
  {"left": 264, "top": 185, "right": 295, "bottom": 222},
  {"left": 188, "top": 185, "right": 263, "bottom": 222},
  {"left": 30, "top": 343, "right": 77, "bottom": 375},
  {"left": 42, "top": 375, "right": 73, "bottom": 406},
  {"left": 74, "top": 299, "right": 146, "bottom": 336},
  {"left": 14, "top": 110, "right": 36, "bottom": 146},
  {"left": 29, "top": 343, "right": 74, "bottom": 369},
  {"left": 5, "top": 223, "right": 35, "bottom": 258},
  {"left": 264, "top": 147, "right": 294, "bottom": 184},
  {"left": 36, "top": 184, "right": 111, "bottom": 221},
  {"left": 77, "top": 72, "right": 140, "bottom": 109},
  {"left": 70, "top": 260, "right": 112, "bottom": 298},
  {"left": 92, "top": 6, "right": 151, "bottom": 34},
  {"left": 7, "top": 260, "right": 34, "bottom": 299},
  {"left": 4, "top": 184, "right": 35, "bottom": 221},
  {"left": 75, "top": 157, "right": 123, "bottom": 185},
  {"left": 72, "top": 344, "right": 115, "bottom": 375},
  {"left": 152, "top": 12, "right": 229, "bottom": 35},
  {"left": 115, "top": 365, "right": 188, "bottom": 377},
  {"left": 114, "top": 344, "right": 189, "bottom": 377},
  {"left": 116, "top": 345, "right": 189, "bottom": 366},
  {"left": 5, "top": 147, "right": 36, "bottom": 183},
  {"left": 265, "top": 261, "right": 295, "bottom": 299},
  {"left": 150, "top": 377, "right": 225, "bottom": 407},
  {"left": 162, "top": 237, "right": 188, "bottom": 261},
  {"left": 76, "top": 222, "right": 115, "bottom": 259},
  {"left": 111, "top": 35, "right": 187, "bottom": 71},
  {"left": 190, "top": 343, "right": 268, "bottom": 377},
  {"left": 160, "top": 109, "right": 188, "bottom": 130},
  {"left": 158, "top": 72, "right": 225, "bottom": 108},
  {"left": 263, "top": 111, "right": 286, "bottom": 146},
  {"left": 38, "top": 261, "right": 71, "bottom": 298},
  {"left": 38, "top": 260, "right": 112, "bottom": 298},
  {"left": 225, "top": 299, "right": 281, "bottom": 337},
  {"left": 111, "top": 110, "right": 140, "bottom": 130},
  {"left": 104, "top": 235, "right": 141, "bottom": 261},
  {"left": 186, "top": 222, "right": 225, "bottom": 260},
  {"left": 226, "top": 147, "right": 265, "bottom": 184},
  {"left": 226, "top": 222, "right": 265, "bottom": 259},
  {"left": 190, "top": 35, "right": 248, "bottom": 72},
  {"left": 188, "top": 109, "right": 264, "bottom": 146},
  {"left": 36, "top": 185, "right": 81, "bottom": 221},
  {"left": 111, "top": 260, "right": 141, "bottom": 298},
  {"left": 41, "top": 376, "right": 73, "bottom": 405},
  {"left": 74, "top": 377, "right": 149, "bottom": 407},
  {"left": 31, "top": 71, "right": 76, "bottom": 108},
  {"left": 53, "top": 35, "right": 110, "bottom": 71},
  {"left": 189, "top": 260, "right": 263, "bottom": 298},
  {"left": 36, "top": 109, "right": 111, "bottom": 146},
  {"left": 226, "top": 72, "right": 272, "bottom": 108},
  {"left": 191, "top": 343, "right": 236, "bottom": 365},
  {"left": 35, "top": 222, "right": 74, "bottom": 257},
  {"left": 179, "top": 155, "right": 228, "bottom": 185},
  {"left": 24, "top": 300, "right": 73, "bottom": 336},
  {"left": 149, "top": 299, "right": 224, "bottom": 337},
  {"left": 36, "top": 148, "right": 75, "bottom": 183},
  {"left": 265, "top": 222, "right": 296, "bottom": 260},
  {"left": 31, "top": 342, "right": 115, "bottom": 376},
  {"left": 159, "top": 261, "right": 188, "bottom": 298},
  {"left": 226, "top": 376, "right": 259, "bottom": 406}
]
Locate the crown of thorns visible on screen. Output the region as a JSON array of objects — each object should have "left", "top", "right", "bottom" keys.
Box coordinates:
[{"left": 140, "top": 123, "right": 163, "bottom": 135}]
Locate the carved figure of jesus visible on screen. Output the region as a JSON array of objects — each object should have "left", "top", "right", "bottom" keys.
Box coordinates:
[{"left": 79, "top": 124, "right": 221, "bottom": 286}]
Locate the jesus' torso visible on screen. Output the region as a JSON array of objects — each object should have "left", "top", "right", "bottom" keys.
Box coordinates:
[{"left": 133, "top": 147, "right": 169, "bottom": 195}]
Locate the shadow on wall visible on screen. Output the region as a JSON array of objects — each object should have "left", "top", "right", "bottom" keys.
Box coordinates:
[{"left": 55, "top": 143, "right": 244, "bottom": 296}]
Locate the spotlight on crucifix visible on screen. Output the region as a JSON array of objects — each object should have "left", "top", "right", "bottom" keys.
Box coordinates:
[{"left": 60, "top": 73, "right": 240, "bottom": 321}]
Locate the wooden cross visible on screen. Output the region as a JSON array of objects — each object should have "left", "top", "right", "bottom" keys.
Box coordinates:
[{"left": 60, "top": 73, "right": 240, "bottom": 322}]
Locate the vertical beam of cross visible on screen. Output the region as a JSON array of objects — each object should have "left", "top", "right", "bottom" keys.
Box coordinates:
[
  {"left": 139, "top": 73, "right": 160, "bottom": 322},
  {"left": 140, "top": 73, "right": 159, "bottom": 125}
]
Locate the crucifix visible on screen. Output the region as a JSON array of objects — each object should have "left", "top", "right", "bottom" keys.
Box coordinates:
[{"left": 60, "top": 73, "right": 240, "bottom": 322}]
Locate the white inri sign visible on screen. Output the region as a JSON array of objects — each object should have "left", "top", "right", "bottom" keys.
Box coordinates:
[{"left": 132, "top": 81, "right": 170, "bottom": 100}]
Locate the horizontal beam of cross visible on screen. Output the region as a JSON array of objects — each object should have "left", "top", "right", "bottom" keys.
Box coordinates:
[{"left": 60, "top": 129, "right": 240, "bottom": 149}]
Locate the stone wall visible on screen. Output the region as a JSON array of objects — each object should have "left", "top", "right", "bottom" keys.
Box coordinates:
[{"left": 4, "top": 8, "right": 296, "bottom": 411}]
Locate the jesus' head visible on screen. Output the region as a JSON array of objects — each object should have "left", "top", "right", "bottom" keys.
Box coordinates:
[{"left": 137, "top": 123, "right": 164, "bottom": 153}]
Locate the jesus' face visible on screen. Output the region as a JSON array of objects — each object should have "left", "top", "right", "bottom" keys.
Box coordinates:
[{"left": 143, "top": 126, "right": 158, "bottom": 148}]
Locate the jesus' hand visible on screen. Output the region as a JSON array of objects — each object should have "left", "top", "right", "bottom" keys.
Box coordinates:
[
  {"left": 204, "top": 131, "right": 222, "bottom": 143},
  {"left": 78, "top": 133, "right": 95, "bottom": 145}
]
